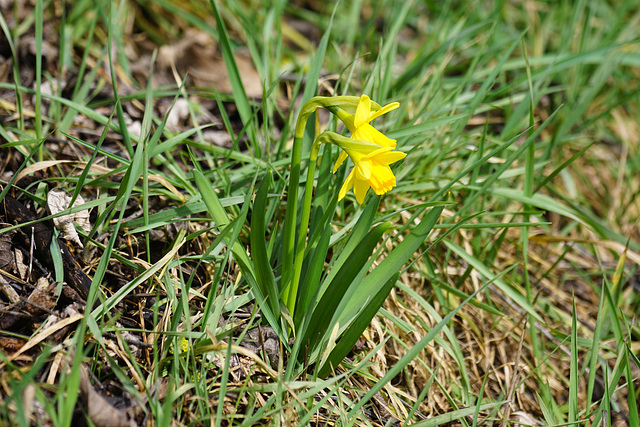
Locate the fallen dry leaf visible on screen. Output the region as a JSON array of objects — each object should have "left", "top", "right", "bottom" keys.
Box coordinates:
[
  {"left": 79, "top": 365, "right": 138, "bottom": 427},
  {"left": 157, "top": 28, "right": 262, "bottom": 97},
  {"left": 165, "top": 97, "right": 191, "bottom": 131},
  {"left": 47, "top": 189, "right": 91, "bottom": 249},
  {"left": 0, "top": 224, "right": 15, "bottom": 269},
  {"left": 0, "top": 273, "right": 19, "bottom": 303}
]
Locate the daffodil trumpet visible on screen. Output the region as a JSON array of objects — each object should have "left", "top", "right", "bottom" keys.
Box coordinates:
[{"left": 312, "top": 132, "right": 406, "bottom": 203}]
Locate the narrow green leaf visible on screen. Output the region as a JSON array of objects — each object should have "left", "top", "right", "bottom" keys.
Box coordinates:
[
  {"left": 299, "top": 5, "right": 334, "bottom": 107},
  {"left": 150, "top": 124, "right": 214, "bottom": 158},
  {"left": 193, "top": 170, "right": 236, "bottom": 230},
  {"left": 411, "top": 402, "right": 505, "bottom": 427},
  {"left": 49, "top": 231, "right": 64, "bottom": 285},
  {"left": 107, "top": 11, "right": 132, "bottom": 157},
  {"left": 433, "top": 281, "right": 503, "bottom": 316},
  {"left": 208, "top": 0, "right": 257, "bottom": 154},
  {"left": 34, "top": 0, "right": 43, "bottom": 140},
  {"left": 486, "top": 187, "right": 636, "bottom": 250},
  {"left": 586, "top": 276, "right": 606, "bottom": 409},
  {"left": 0, "top": 9, "right": 23, "bottom": 130},
  {"left": 318, "top": 273, "right": 399, "bottom": 377},
  {"left": 535, "top": 142, "right": 595, "bottom": 193},
  {"left": 386, "top": 113, "right": 470, "bottom": 139},
  {"left": 299, "top": 221, "right": 391, "bottom": 356},
  {"left": 336, "top": 205, "right": 443, "bottom": 326},
  {"left": 536, "top": 392, "right": 556, "bottom": 426},
  {"left": 295, "top": 228, "right": 330, "bottom": 329},
  {"left": 347, "top": 278, "right": 492, "bottom": 418},
  {"left": 123, "top": 196, "right": 245, "bottom": 230},
  {"left": 319, "top": 197, "right": 380, "bottom": 297},
  {"left": 92, "top": 230, "right": 185, "bottom": 317},
  {"left": 625, "top": 344, "right": 639, "bottom": 426},
  {"left": 250, "top": 172, "right": 281, "bottom": 320},
  {"left": 568, "top": 296, "right": 578, "bottom": 423}
]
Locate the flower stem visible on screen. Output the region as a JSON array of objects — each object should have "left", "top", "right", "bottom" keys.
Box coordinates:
[
  {"left": 286, "top": 154, "right": 317, "bottom": 319},
  {"left": 281, "top": 136, "right": 303, "bottom": 314}
]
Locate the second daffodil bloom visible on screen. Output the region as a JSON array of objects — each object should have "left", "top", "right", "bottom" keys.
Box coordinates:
[
  {"left": 332, "top": 94, "right": 400, "bottom": 173},
  {"left": 334, "top": 138, "right": 406, "bottom": 204}
]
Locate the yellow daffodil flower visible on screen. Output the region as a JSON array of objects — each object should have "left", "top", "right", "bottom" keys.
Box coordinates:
[
  {"left": 313, "top": 134, "right": 405, "bottom": 203},
  {"left": 339, "top": 145, "right": 406, "bottom": 203},
  {"left": 332, "top": 94, "right": 400, "bottom": 173}
]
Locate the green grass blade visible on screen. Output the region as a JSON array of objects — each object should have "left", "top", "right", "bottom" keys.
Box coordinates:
[
  {"left": 194, "top": 170, "right": 284, "bottom": 339},
  {"left": 107, "top": 5, "right": 133, "bottom": 157},
  {"left": 208, "top": 0, "right": 258, "bottom": 155},
  {"left": 411, "top": 402, "right": 504, "bottom": 427},
  {"left": 347, "top": 278, "right": 491, "bottom": 419},
  {"left": 299, "top": 4, "right": 334, "bottom": 107},
  {"left": 625, "top": 343, "right": 639, "bottom": 426},
  {"left": 568, "top": 295, "right": 579, "bottom": 423},
  {"left": 34, "top": 0, "right": 43, "bottom": 140},
  {"left": 319, "top": 197, "right": 380, "bottom": 296},
  {"left": 444, "top": 239, "right": 543, "bottom": 323},
  {"left": 586, "top": 277, "right": 606, "bottom": 410},
  {"left": 317, "top": 272, "right": 399, "bottom": 377},
  {"left": 0, "top": 9, "right": 23, "bottom": 130},
  {"left": 294, "top": 227, "right": 330, "bottom": 329}
]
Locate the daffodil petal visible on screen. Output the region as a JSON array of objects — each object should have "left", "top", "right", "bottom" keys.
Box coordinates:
[
  {"left": 367, "top": 102, "right": 399, "bottom": 122},
  {"left": 373, "top": 150, "right": 406, "bottom": 165},
  {"left": 369, "top": 165, "right": 396, "bottom": 194},
  {"left": 352, "top": 126, "right": 375, "bottom": 145},
  {"left": 354, "top": 177, "right": 370, "bottom": 204},
  {"left": 365, "top": 124, "right": 397, "bottom": 148},
  {"left": 326, "top": 95, "right": 404, "bottom": 204},
  {"left": 354, "top": 95, "right": 371, "bottom": 129},
  {"left": 339, "top": 169, "right": 356, "bottom": 201},
  {"left": 333, "top": 151, "right": 349, "bottom": 173},
  {"left": 365, "top": 146, "right": 394, "bottom": 157}
]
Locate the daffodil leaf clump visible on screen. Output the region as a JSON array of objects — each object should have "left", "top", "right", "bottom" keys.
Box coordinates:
[{"left": 224, "top": 94, "right": 444, "bottom": 376}]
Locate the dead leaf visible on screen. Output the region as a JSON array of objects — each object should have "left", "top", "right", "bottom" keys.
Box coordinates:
[
  {"left": 0, "top": 273, "right": 19, "bottom": 303},
  {"left": 78, "top": 365, "right": 138, "bottom": 427},
  {"left": 0, "top": 55, "right": 12, "bottom": 82},
  {"left": 0, "top": 224, "right": 15, "bottom": 269},
  {"left": 157, "top": 29, "right": 262, "bottom": 97},
  {"left": 19, "top": 36, "right": 58, "bottom": 66},
  {"left": 6, "top": 312, "right": 83, "bottom": 363},
  {"left": 0, "top": 336, "right": 27, "bottom": 353},
  {"left": 240, "top": 325, "right": 281, "bottom": 368},
  {"left": 47, "top": 190, "right": 91, "bottom": 249},
  {"left": 165, "top": 98, "right": 190, "bottom": 131},
  {"left": 512, "top": 411, "right": 542, "bottom": 426},
  {"left": 25, "top": 281, "right": 58, "bottom": 316}
]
